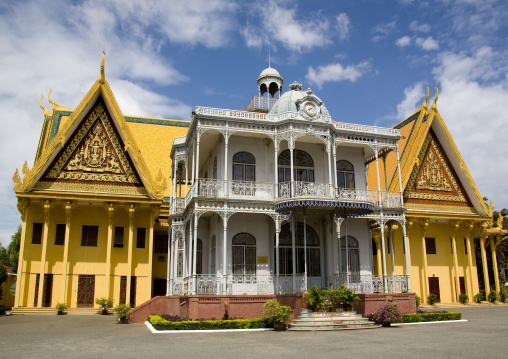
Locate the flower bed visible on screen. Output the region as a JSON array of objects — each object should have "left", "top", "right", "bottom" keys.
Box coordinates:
[
  {"left": 149, "top": 315, "right": 268, "bottom": 331},
  {"left": 401, "top": 312, "right": 462, "bottom": 323}
]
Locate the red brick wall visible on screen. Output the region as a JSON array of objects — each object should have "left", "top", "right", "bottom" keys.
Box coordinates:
[
  {"left": 130, "top": 293, "right": 414, "bottom": 323},
  {"left": 130, "top": 294, "right": 304, "bottom": 323}
]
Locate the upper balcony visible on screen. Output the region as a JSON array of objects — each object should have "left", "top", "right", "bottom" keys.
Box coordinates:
[
  {"left": 245, "top": 96, "right": 278, "bottom": 112},
  {"left": 170, "top": 178, "right": 403, "bottom": 215}
]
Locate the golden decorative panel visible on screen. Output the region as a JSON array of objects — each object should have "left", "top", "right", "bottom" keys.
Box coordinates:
[
  {"left": 34, "top": 99, "right": 147, "bottom": 195},
  {"left": 405, "top": 131, "right": 466, "bottom": 203}
]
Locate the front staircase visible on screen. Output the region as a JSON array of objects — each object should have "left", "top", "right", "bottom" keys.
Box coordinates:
[
  {"left": 288, "top": 309, "right": 380, "bottom": 331},
  {"left": 10, "top": 307, "right": 100, "bottom": 315}
]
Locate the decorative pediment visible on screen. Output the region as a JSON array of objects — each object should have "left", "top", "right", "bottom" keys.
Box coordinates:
[
  {"left": 34, "top": 98, "right": 147, "bottom": 195},
  {"left": 404, "top": 131, "right": 468, "bottom": 204}
]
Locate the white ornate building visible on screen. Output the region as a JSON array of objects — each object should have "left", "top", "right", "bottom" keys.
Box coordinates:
[{"left": 167, "top": 67, "right": 409, "bottom": 296}]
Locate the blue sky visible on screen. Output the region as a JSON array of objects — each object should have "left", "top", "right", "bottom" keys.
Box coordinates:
[{"left": 1, "top": 0, "right": 508, "bottom": 246}]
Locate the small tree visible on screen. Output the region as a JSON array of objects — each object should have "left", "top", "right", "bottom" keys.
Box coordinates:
[
  {"left": 0, "top": 265, "right": 7, "bottom": 301},
  {"left": 95, "top": 297, "right": 114, "bottom": 314}
]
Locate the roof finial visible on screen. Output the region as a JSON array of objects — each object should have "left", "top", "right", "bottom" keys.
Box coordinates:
[
  {"left": 431, "top": 83, "right": 439, "bottom": 110},
  {"left": 39, "top": 94, "right": 52, "bottom": 118},
  {"left": 47, "top": 88, "right": 61, "bottom": 111},
  {"left": 99, "top": 49, "right": 106, "bottom": 84},
  {"left": 268, "top": 45, "right": 271, "bottom": 68},
  {"left": 422, "top": 83, "right": 429, "bottom": 110}
]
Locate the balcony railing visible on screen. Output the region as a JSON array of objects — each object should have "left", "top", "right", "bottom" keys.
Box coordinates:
[
  {"left": 172, "top": 274, "right": 408, "bottom": 295},
  {"left": 329, "top": 274, "right": 409, "bottom": 293},
  {"left": 245, "top": 96, "right": 278, "bottom": 111},
  {"left": 169, "top": 178, "right": 403, "bottom": 214}
]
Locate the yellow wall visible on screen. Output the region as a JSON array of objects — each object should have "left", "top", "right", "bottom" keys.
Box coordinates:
[
  {"left": 1, "top": 275, "right": 16, "bottom": 309},
  {"left": 373, "top": 221, "right": 481, "bottom": 303},
  {"left": 17, "top": 200, "right": 167, "bottom": 308}
]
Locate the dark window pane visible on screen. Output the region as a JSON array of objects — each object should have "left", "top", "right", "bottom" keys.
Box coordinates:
[
  {"left": 81, "top": 225, "right": 98, "bottom": 247},
  {"left": 154, "top": 234, "right": 168, "bottom": 253},
  {"left": 232, "top": 164, "right": 242, "bottom": 180},
  {"left": 245, "top": 165, "right": 255, "bottom": 181},
  {"left": 425, "top": 238, "right": 437, "bottom": 254},
  {"left": 136, "top": 228, "right": 146, "bottom": 249},
  {"left": 114, "top": 227, "right": 124, "bottom": 248},
  {"left": 55, "top": 224, "right": 66, "bottom": 246},
  {"left": 32, "top": 223, "right": 43, "bottom": 244}
]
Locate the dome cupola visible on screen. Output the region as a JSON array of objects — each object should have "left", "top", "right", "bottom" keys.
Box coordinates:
[
  {"left": 269, "top": 81, "right": 329, "bottom": 119},
  {"left": 257, "top": 67, "right": 283, "bottom": 98}
]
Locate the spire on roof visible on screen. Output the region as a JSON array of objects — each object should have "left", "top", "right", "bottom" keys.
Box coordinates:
[
  {"left": 47, "top": 88, "right": 62, "bottom": 111},
  {"left": 431, "top": 83, "right": 439, "bottom": 110},
  {"left": 422, "top": 83, "right": 429, "bottom": 110},
  {"left": 99, "top": 49, "right": 106, "bottom": 84},
  {"left": 39, "top": 94, "right": 52, "bottom": 117}
]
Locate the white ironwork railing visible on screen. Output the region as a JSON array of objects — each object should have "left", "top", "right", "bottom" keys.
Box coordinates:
[
  {"left": 169, "top": 179, "right": 403, "bottom": 214},
  {"left": 330, "top": 274, "right": 409, "bottom": 294},
  {"left": 172, "top": 278, "right": 184, "bottom": 296},
  {"left": 170, "top": 198, "right": 185, "bottom": 214},
  {"left": 245, "top": 96, "right": 278, "bottom": 111},
  {"left": 380, "top": 191, "right": 403, "bottom": 208}
]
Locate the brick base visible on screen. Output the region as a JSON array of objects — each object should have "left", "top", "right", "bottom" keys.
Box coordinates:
[
  {"left": 130, "top": 293, "right": 415, "bottom": 323},
  {"left": 130, "top": 294, "right": 304, "bottom": 323},
  {"left": 355, "top": 293, "right": 417, "bottom": 316}
]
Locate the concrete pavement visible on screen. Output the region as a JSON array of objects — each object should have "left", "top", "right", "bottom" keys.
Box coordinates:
[{"left": 1, "top": 306, "right": 507, "bottom": 359}]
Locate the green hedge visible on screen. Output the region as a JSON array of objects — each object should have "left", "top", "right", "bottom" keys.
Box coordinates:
[
  {"left": 401, "top": 312, "right": 462, "bottom": 323},
  {"left": 149, "top": 315, "right": 268, "bottom": 331}
]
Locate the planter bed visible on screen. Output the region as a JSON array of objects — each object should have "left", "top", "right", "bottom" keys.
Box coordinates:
[{"left": 148, "top": 315, "right": 269, "bottom": 331}]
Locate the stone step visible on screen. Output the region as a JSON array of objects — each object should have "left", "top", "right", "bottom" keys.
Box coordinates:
[
  {"left": 288, "top": 324, "right": 380, "bottom": 331},
  {"left": 295, "top": 316, "right": 367, "bottom": 321},
  {"left": 293, "top": 319, "right": 370, "bottom": 325},
  {"left": 11, "top": 307, "right": 101, "bottom": 315}
]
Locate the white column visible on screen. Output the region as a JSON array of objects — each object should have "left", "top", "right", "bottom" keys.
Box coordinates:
[
  {"left": 380, "top": 223, "right": 387, "bottom": 292},
  {"left": 184, "top": 159, "right": 189, "bottom": 196},
  {"left": 172, "top": 161, "right": 178, "bottom": 202},
  {"left": 303, "top": 209, "right": 308, "bottom": 289},
  {"left": 345, "top": 216, "right": 349, "bottom": 287},
  {"left": 222, "top": 214, "right": 228, "bottom": 294},
  {"left": 192, "top": 213, "right": 198, "bottom": 294},
  {"left": 187, "top": 216, "right": 193, "bottom": 278},
  {"left": 192, "top": 140, "right": 196, "bottom": 182},
  {"left": 167, "top": 228, "right": 172, "bottom": 296},
  {"left": 274, "top": 140, "right": 278, "bottom": 196},
  {"left": 275, "top": 218, "right": 280, "bottom": 276},
  {"left": 195, "top": 133, "right": 201, "bottom": 181},
  {"left": 402, "top": 222, "right": 411, "bottom": 291},
  {"left": 327, "top": 144, "right": 333, "bottom": 195},
  {"left": 224, "top": 133, "right": 229, "bottom": 197},
  {"left": 389, "top": 223, "right": 395, "bottom": 276},
  {"left": 332, "top": 141, "right": 337, "bottom": 188},
  {"left": 291, "top": 213, "right": 296, "bottom": 290}
]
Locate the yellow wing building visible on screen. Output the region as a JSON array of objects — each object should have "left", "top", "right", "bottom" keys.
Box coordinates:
[
  {"left": 12, "top": 53, "right": 189, "bottom": 309},
  {"left": 368, "top": 84, "right": 505, "bottom": 303}
]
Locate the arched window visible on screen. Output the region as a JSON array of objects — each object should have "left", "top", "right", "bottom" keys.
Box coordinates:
[
  {"left": 177, "top": 237, "right": 184, "bottom": 277},
  {"left": 278, "top": 150, "right": 314, "bottom": 182},
  {"left": 232, "top": 233, "right": 256, "bottom": 275},
  {"left": 232, "top": 152, "right": 255, "bottom": 181},
  {"left": 213, "top": 157, "right": 217, "bottom": 179},
  {"left": 210, "top": 235, "right": 216, "bottom": 274},
  {"left": 340, "top": 236, "right": 360, "bottom": 280},
  {"left": 337, "top": 160, "right": 355, "bottom": 189},
  {"left": 275, "top": 222, "right": 320, "bottom": 276}
]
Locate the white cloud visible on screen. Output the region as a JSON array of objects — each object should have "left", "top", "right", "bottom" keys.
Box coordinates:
[
  {"left": 409, "top": 20, "right": 431, "bottom": 33},
  {"left": 336, "top": 13, "right": 350, "bottom": 40},
  {"left": 243, "top": 0, "right": 342, "bottom": 52},
  {"left": 396, "top": 36, "right": 412, "bottom": 47},
  {"left": 416, "top": 36, "right": 439, "bottom": 51},
  {"left": 305, "top": 61, "right": 371, "bottom": 88},
  {"left": 371, "top": 21, "right": 397, "bottom": 42},
  {"left": 0, "top": 0, "right": 222, "bottom": 246},
  {"left": 394, "top": 46, "right": 508, "bottom": 209},
  {"left": 396, "top": 82, "right": 426, "bottom": 120}
]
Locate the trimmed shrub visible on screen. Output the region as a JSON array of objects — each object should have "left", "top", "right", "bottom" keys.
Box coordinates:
[
  {"left": 459, "top": 293, "right": 469, "bottom": 304},
  {"left": 401, "top": 312, "right": 461, "bottom": 323},
  {"left": 368, "top": 301, "right": 403, "bottom": 326},
  {"left": 415, "top": 294, "right": 421, "bottom": 309},
  {"left": 488, "top": 290, "right": 497, "bottom": 303},
  {"left": 427, "top": 293, "right": 437, "bottom": 305},
  {"left": 474, "top": 292, "right": 483, "bottom": 303},
  {"left": 499, "top": 290, "right": 507, "bottom": 303},
  {"left": 149, "top": 315, "right": 268, "bottom": 331}
]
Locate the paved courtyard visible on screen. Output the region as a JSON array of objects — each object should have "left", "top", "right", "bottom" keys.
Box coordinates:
[{"left": 1, "top": 306, "right": 508, "bottom": 359}]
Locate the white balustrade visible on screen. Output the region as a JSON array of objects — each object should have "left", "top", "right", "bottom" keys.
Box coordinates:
[{"left": 330, "top": 274, "right": 408, "bottom": 293}]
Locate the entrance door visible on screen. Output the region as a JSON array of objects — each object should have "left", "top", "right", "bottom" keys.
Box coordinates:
[
  {"left": 130, "top": 276, "right": 137, "bottom": 307},
  {"left": 153, "top": 279, "right": 166, "bottom": 297},
  {"left": 120, "top": 276, "right": 127, "bottom": 304},
  {"left": 77, "top": 275, "right": 95, "bottom": 307},
  {"left": 42, "top": 274, "right": 53, "bottom": 307},
  {"left": 428, "top": 277, "right": 440, "bottom": 303},
  {"left": 34, "top": 274, "right": 40, "bottom": 307},
  {"left": 459, "top": 277, "right": 466, "bottom": 295}
]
